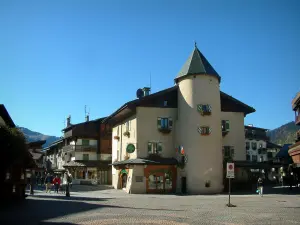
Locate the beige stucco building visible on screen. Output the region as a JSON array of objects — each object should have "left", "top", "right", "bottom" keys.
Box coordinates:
[{"left": 104, "top": 44, "right": 255, "bottom": 194}]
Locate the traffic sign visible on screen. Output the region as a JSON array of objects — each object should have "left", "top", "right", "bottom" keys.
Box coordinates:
[{"left": 226, "top": 163, "right": 235, "bottom": 178}]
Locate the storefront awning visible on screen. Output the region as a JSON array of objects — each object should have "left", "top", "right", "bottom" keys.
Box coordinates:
[{"left": 111, "top": 157, "right": 178, "bottom": 166}]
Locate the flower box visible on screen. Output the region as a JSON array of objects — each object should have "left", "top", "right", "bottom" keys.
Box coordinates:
[
  {"left": 123, "top": 131, "right": 130, "bottom": 137},
  {"left": 113, "top": 136, "right": 120, "bottom": 140}
]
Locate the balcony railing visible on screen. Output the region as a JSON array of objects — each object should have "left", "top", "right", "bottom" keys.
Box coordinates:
[{"left": 62, "top": 145, "right": 97, "bottom": 153}]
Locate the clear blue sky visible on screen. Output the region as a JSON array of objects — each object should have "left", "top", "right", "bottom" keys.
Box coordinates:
[{"left": 0, "top": 0, "right": 299, "bottom": 137}]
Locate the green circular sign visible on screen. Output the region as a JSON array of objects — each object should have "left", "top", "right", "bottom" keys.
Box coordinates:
[{"left": 126, "top": 144, "right": 135, "bottom": 153}]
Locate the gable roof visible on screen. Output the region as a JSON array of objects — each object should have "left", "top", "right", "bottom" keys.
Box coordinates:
[
  {"left": 103, "top": 86, "right": 255, "bottom": 125},
  {"left": 0, "top": 104, "right": 15, "bottom": 128},
  {"left": 244, "top": 125, "right": 268, "bottom": 132},
  {"left": 175, "top": 44, "right": 221, "bottom": 83},
  {"left": 62, "top": 117, "right": 107, "bottom": 132}
]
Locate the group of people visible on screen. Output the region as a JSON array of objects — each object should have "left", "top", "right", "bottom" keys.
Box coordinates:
[
  {"left": 28, "top": 171, "right": 72, "bottom": 195},
  {"left": 44, "top": 172, "right": 73, "bottom": 194}
]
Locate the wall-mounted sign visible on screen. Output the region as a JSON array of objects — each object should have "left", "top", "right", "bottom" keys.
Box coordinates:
[{"left": 126, "top": 144, "right": 135, "bottom": 153}]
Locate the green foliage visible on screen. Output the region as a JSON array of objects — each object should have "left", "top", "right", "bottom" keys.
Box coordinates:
[
  {"left": 267, "top": 122, "right": 298, "bottom": 145},
  {"left": 0, "top": 125, "right": 28, "bottom": 169}
]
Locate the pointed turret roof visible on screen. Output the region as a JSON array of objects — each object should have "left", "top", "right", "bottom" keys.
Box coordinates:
[{"left": 175, "top": 42, "right": 221, "bottom": 83}]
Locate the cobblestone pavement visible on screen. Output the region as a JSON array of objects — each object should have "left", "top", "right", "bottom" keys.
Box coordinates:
[{"left": 1, "top": 186, "right": 300, "bottom": 225}]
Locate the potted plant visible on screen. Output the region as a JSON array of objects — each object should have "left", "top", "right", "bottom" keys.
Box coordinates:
[
  {"left": 113, "top": 135, "right": 120, "bottom": 140},
  {"left": 124, "top": 155, "right": 130, "bottom": 160},
  {"left": 123, "top": 131, "right": 130, "bottom": 137}
]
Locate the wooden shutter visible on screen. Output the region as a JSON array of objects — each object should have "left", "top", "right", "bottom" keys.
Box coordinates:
[
  {"left": 168, "top": 118, "right": 173, "bottom": 129},
  {"left": 148, "top": 142, "right": 152, "bottom": 153},
  {"left": 225, "top": 120, "right": 230, "bottom": 131},
  {"left": 157, "top": 143, "right": 162, "bottom": 152},
  {"left": 157, "top": 118, "right": 161, "bottom": 129}
]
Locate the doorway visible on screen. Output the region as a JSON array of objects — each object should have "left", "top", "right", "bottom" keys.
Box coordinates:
[
  {"left": 121, "top": 174, "right": 127, "bottom": 189},
  {"left": 181, "top": 177, "right": 187, "bottom": 194}
]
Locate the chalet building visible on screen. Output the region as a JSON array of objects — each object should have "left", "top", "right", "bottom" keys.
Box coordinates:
[
  {"left": 27, "top": 140, "right": 46, "bottom": 171},
  {"left": 289, "top": 92, "right": 300, "bottom": 173},
  {"left": 104, "top": 44, "right": 257, "bottom": 194},
  {"left": 245, "top": 125, "right": 281, "bottom": 162},
  {"left": 44, "top": 115, "right": 112, "bottom": 185}
]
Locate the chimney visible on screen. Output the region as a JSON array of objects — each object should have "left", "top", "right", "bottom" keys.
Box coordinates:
[
  {"left": 142, "top": 87, "right": 151, "bottom": 96},
  {"left": 85, "top": 115, "right": 89, "bottom": 122},
  {"left": 67, "top": 115, "right": 71, "bottom": 127}
]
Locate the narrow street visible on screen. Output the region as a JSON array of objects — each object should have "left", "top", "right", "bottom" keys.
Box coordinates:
[{"left": 1, "top": 185, "right": 300, "bottom": 225}]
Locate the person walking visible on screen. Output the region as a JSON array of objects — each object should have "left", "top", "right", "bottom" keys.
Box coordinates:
[
  {"left": 30, "top": 171, "right": 36, "bottom": 195},
  {"left": 53, "top": 175, "right": 61, "bottom": 193},
  {"left": 257, "top": 177, "right": 264, "bottom": 197},
  {"left": 44, "top": 173, "right": 52, "bottom": 193}
]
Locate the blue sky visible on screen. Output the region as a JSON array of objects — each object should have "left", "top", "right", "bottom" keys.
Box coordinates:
[{"left": 0, "top": 0, "right": 299, "bottom": 137}]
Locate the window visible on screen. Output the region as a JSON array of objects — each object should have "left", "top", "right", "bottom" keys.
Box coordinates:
[
  {"left": 246, "top": 154, "right": 250, "bottom": 161},
  {"left": 259, "top": 143, "right": 263, "bottom": 149},
  {"left": 82, "top": 139, "right": 90, "bottom": 146},
  {"left": 83, "top": 154, "right": 89, "bottom": 161},
  {"left": 246, "top": 142, "right": 250, "bottom": 150},
  {"left": 163, "top": 101, "right": 168, "bottom": 106},
  {"left": 252, "top": 155, "right": 257, "bottom": 162},
  {"left": 251, "top": 142, "right": 257, "bottom": 150},
  {"left": 148, "top": 142, "right": 162, "bottom": 154},
  {"left": 197, "top": 104, "right": 212, "bottom": 115},
  {"left": 222, "top": 120, "right": 230, "bottom": 132},
  {"left": 157, "top": 117, "right": 173, "bottom": 130},
  {"left": 198, "top": 126, "right": 211, "bottom": 135},
  {"left": 223, "top": 146, "right": 234, "bottom": 158},
  {"left": 125, "top": 121, "right": 130, "bottom": 131}
]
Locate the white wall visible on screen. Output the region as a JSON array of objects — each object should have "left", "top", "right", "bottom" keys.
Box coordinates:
[{"left": 221, "top": 112, "right": 246, "bottom": 160}]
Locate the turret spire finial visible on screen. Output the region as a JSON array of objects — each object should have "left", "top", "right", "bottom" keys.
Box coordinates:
[{"left": 194, "top": 40, "right": 197, "bottom": 48}]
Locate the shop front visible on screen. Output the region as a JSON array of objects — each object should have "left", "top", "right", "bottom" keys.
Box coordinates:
[{"left": 144, "top": 165, "right": 177, "bottom": 194}]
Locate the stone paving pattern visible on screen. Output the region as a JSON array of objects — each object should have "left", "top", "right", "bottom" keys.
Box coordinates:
[{"left": 1, "top": 185, "right": 300, "bottom": 225}]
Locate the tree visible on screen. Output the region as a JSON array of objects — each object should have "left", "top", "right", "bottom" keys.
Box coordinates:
[{"left": 0, "top": 125, "right": 29, "bottom": 181}]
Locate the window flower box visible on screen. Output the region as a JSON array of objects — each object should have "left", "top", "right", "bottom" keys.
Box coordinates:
[
  {"left": 123, "top": 131, "right": 130, "bottom": 137},
  {"left": 113, "top": 135, "right": 120, "bottom": 140},
  {"left": 158, "top": 127, "right": 171, "bottom": 134}
]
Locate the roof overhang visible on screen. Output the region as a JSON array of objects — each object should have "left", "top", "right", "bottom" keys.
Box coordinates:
[
  {"left": 0, "top": 104, "right": 15, "bottom": 128},
  {"left": 292, "top": 92, "right": 300, "bottom": 110}
]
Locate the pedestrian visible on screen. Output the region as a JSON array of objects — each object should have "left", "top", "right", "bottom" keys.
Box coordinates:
[
  {"left": 257, "top": 177, "right": 264, "bottom": 197},
  {"left": 44, "top": 173, "right": 52, "bottom": 193},
  {"left": 30, "top": 171, "right": 36, "bottom": 195},
  {"left": 53, "top": 175, "right": 61, "bottom": 193}
]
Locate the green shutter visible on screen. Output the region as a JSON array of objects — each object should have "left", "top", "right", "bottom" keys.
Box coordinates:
[
  {"left": 148, "top": 142, "right": 152, "bottom": 153},
  {"left": 168, "top": 117, "right": 173, "bottom": 129},
  {"left": 225, "top": 120, "right": 230, "bottom": 130},
  {"left": 157, "top": 118, "right": 161, "bottom": 129},
  {"left": 157, "top": 143, "right": 162, "bottom": 152}
]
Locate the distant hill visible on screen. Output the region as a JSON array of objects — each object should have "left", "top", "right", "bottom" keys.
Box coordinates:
[
  {"left": 267, "top": 122, "right": 298, "bottom": 145},
  {"left": 18, "top": 127, "right": 61, "bottom": 148}
]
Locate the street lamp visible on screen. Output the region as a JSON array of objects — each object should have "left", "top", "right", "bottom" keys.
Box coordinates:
[{"left": 66, "top": 136, "right": 78, "bottom": 197}]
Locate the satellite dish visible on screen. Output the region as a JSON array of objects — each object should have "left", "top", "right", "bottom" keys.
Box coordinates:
[{"left": 136, "top": 88, "right": 144, "bottom": 99}]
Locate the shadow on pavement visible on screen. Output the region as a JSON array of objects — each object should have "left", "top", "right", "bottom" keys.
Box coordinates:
[
  {"left": 69, "top": 185, "right": 114, "bottom": 193},
  {"left": 32, "top": 194, "right": 115, "bottom": 202},
  {"left": 225, "top": 185, "right": 300, "bottom": 196}
]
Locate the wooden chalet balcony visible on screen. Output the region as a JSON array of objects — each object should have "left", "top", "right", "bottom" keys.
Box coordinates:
[
  {"left": 295, "top": 114, "right": 300, "bottom": 125},
  {"left": 62, "top": 145, "right": 97, "bottom": 153}
]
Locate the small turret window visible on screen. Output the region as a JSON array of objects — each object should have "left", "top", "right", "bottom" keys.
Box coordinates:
[{"left": 197, "top": 104, "right": 212, "bottom": 115}]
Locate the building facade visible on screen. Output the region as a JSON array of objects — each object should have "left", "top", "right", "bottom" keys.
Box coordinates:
[
  {"left": 44, "top": 116, "right": 112, "bottom": 185},
  {"left": 245, "top": 125, "right": 281, "bottom": 162},
  {"left": 105, "top": 44, "right": 256, "bottom": 194},
  {"left": 289, "top": 92, "right": 300, "bottom": 167}
]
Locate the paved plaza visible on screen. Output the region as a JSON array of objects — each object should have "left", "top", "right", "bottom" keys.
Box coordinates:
[{"left": 1, "top": 185, "right": 300, "bottom": 225}]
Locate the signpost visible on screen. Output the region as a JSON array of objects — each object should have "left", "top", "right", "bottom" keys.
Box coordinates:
[{"left": 226, "top": 162, "right": 235, "bottom": 207}]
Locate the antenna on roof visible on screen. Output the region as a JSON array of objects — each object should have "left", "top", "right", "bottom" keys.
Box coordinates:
[{"left": 149, "top": 72, "right": 152, "bottom": 94}]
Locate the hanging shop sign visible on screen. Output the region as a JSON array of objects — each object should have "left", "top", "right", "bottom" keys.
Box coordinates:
[{"left": 126, "top": 143, "right": 135, "bottom": 153}]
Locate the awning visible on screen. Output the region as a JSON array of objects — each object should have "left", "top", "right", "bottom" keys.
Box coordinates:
[{"left": 111, "top": 157, "right": 178, "bottom": 166}]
